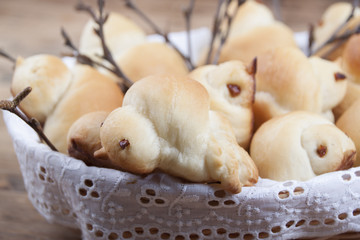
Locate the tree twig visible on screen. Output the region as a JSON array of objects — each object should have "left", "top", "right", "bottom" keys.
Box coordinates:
[
  {"left": 124, "top": 0, "right": 194, "bottom": 70},
  {"left": 208, "top": 0, "right": 245, "bottom": 65},
  {"left": 0, "top": 49, "right": 16, "bottom": 63},
  {"left": 307, "top": 24, "right": 314, "bottom": 56},
  {"left": 75, "top": 0, "right": 133, "bottom": 92},
  {"left": 205, "top": 0, "right": 224, "bottom": 65},
  {"left": 0, "top": 87, "right": 58, "bottom": 151},
  {"left": 183, "top": 0, "right": 195, "bottom": 65}
]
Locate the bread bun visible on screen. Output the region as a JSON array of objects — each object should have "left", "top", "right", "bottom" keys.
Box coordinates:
[
  {"left": 216, "top": 0, "right": 297, "bottom": 65},
  {"left": 79, "top": 12, "right": 146, "bottom": 61},
  {"left": 309, "top": 56, "right": 347, "bottom": 115},
  {"left": 116, "top": 42, "right": 189, "bottom": 82},
  {"left": 254, "top": 47, "right": 321, "bottom": 128},
  {"left": 96, "top": 75, "right": 258, "bottom": 193},
  {"left": 219, "top": 22, "right": 297, "bottom": 65},
  {"left": 44, "top": 64, "right": 124, "bottom": 153},
  {"left": 333, "top": 35, "right": 360, "bottom": 119},
  {"left": 228, "top": 0, "right": 275, "bottom": 39},
  {"left": 250, "top": 111, "right": 356, "bottom": 181},
  {"left": 254, "top": 47, "right": 347, "bottom": 129},
  {"left": 11, "top": 54, "right": 72, "bottom": 124},
  {"left": 336, "top": 98, "right": 360, "bottom": 167},
  {"left": 67, "top": 111, "right": 116, "bottom": 168},
  {"left": 189, "top": 60, "right": 255, "bottom": 149}
]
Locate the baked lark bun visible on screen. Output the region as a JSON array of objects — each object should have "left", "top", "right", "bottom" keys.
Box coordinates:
[
  {"left": 313, "top": 2, "right": 360, "bottom": 60},
  {"left": 250, "top": 111, "right": 356, "bottom": 181},
  {"left": 218, "top": 0, "right": 297, "bottom": 65},
  {"left": 44, "top": 65, "right": 124, "bottom": 153},
  {"left": 67, "top": 111, "right": 120, "bottom": 169},
  {"left": 334, "top": 35, "right": 360, "bottom": 119},
  {"left": 309, "top": 56, "right": 347, "bottom": 116},
  {"left": 219, "top": 22, "right": 297, "bottom": 65},
  {"left": 189, "top": 60, "right": 255, "bottom": 149},
  {"left": 96, "top": 75, "right": 258, "bottom": 194},
  {"left": 11, "top": 54, "right": 72, "bottom": 124},
  {"left": 116, "top": 42, "right": 189, "bottom": 82},
  {"left": 228, "top": 0, "right": 275, "bottom": 39},
  {"left": 254, "top": 47, "right": 347, "bottom": 129},
  {"left": 79, "top": 12, "right": 146, "bottom": 61},
  {"left": 336, "top": 98, "right": 360, "bottom": 167}
]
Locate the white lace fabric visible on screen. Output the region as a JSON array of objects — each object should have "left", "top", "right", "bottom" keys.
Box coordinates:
[{"left": 3, "top": 106, "right": 360, "bottom": 240}]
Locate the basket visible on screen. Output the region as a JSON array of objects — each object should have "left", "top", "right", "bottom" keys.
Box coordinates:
[
  {"left": 3, "top": 28, "right": 360, "bottom": 240},
  {"left": 3, "top": 102, "right": 360, "bottom": 240}
]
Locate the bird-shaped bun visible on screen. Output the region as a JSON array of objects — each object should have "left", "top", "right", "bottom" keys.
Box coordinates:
[
  {"left": 95, "top": 75, "right": 258, "bottom": 193},
  {"left": 250, "top": 111, "right": 356, "bottom": 181}
]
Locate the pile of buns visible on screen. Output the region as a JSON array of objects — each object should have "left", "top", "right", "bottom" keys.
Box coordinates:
[{"left": 9, "top": 0, "right": 360, "bottom": 194}]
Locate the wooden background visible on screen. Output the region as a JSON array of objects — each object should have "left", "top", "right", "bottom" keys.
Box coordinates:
[{"left": 0, "top": 0, "right": 354, "bottom": 239}]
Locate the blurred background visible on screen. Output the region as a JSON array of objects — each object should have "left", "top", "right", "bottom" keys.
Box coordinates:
[{"left": 0, "top": 0, "right": 354, "bottom": 239}]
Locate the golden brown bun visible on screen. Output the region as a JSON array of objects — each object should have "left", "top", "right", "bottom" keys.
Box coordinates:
[
  {"left": 254, "top": 47, "right": 347, "bottom": 129},
  {"left": 11, "top": 55, "right": 72, "bottom": 124},
  {"left": 96, "top": 75, "right": 258, "bottom": 193},
  {"left": 254, "top": 47, "right": 322, "bottom": 128},
  {"left": 313, "top": 2, "right": 360, "bottom": 60},
  {"left": 189, "top": 60, "right": 255, "bottom": 149},
  {"left": 228, "top": 0, "right": 275, "bottom": 39},
  {"left": 219, "top": 22, "right": 297, "bottom": 65},
  {"left": 333, "top": 81, "right": 360, "bottom": 119},
  {"left": 341, "top": 34, "right": 360, "bottom": 83},
  {"left": 336, "top": 98, "right": 360, "bottom": 166},
  {"left": 67, "top": 111, "right": 121, "bottom": 169},
  {"left": 44, "top": 64, "right": 124, "bottom": 153},
  {"left": 308, "top": 56, "right": 347, "bottom": 114},
  {"left": 333, "top": 35, "right": 360, "bottom": 119},
  {"left": 116, "top": 42, "right": 189, "bottom": 82},
  {"left": 79, "top": 12, "right": 146, "bottom": 61},
  {"left": 251, "top": 111, "right": 356, "bottom": 181}
]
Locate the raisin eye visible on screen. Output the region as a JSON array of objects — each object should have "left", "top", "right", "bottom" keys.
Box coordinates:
[
  {"left": 316, "top": 145, "right": 327, "bottom": 157},
  {"left": 227, "top": 84, "right": 241, "bottom": 97},
  {"left": 334, "top": 72, "right": 346, "bottom": 81},
  {"left": 119, "top": 139, "right": 130, "bottom": 150}
]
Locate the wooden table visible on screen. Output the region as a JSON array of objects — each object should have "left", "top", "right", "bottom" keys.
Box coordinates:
[{"left": 0, "top": 0, "right": 353, "bottom": 239}]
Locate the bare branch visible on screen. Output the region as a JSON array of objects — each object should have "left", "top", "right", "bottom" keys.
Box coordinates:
[
  {"left": 0, "top": 49, "right": 16, "bottom": 63},
  {"left": 307, "top": 24, "right": 314, "bottom": 56},
  {"left": 1, "top": 87, "right": 58, "bottom": 151},
  {"left": 125, "top": 0, "right": 194, "bottom": 70},
  {"left": 76, "top": 0, "right": 133, "bottom": 92},
  {"left": 209, "top": 0, "right": 245, "bottom": 65},
  {"left": 205, "top": 0, "right": 224, "bottom": 65},
  {"left": 183, "top": 0, "right": 195, "bottom": 65}
]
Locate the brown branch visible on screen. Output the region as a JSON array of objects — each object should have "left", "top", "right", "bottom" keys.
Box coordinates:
[
  {"left": 0, "top": 49, "right": 16, "bottom": 63},
  {"left": 61, "top": 28, "right": 97, "bottom": 67},
  {"left": 307, "top": 24, "right": 314, "bottom": 56},
  {"left": 124, "top": 0, "right": 194, "bottom": 70},
  {"left": 210, "top": 0, "right": 245, "bottom": 65},
  {"left": 205, "top": 0, "right": 224, "bottom": 65},
  {"left": 319, "top": 26, "right": 360, "bottom": 59},
  {"left": 183, "top": 0, "right": 195, "bottom": 66},
  {"left": 0, "top": 87, "right": 58, "bottom": 151},
  {"left": 311, "top": 1, "right": 357, "bottom": 56},
  {"left": 75, "top": 0, "right": 133, "bottom": 92}
]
